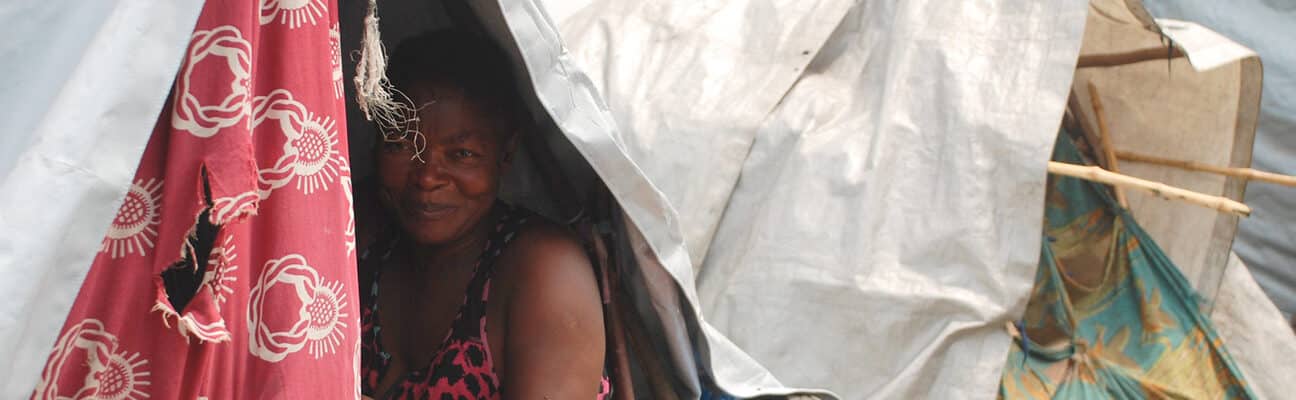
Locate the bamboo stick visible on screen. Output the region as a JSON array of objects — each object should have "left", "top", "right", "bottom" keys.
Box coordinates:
[
  {"left": 1087, "top": 82, "right": 1129, "bottom": 208},
  {"left": 1077, "top": 46, "right": 1185, "bottom": 68},
  {"left": 1117, "top": 151, "right": 1296, "bottom": 187},
  {"left": 1048, "top": 161, "right": 1251, "bottom": 217},
  {"left": 1005, "top": 321, "right": 1021, "bottom": 339},
  {"left": 1066, "top": 90, "right": 1111, "bottom": 169}
]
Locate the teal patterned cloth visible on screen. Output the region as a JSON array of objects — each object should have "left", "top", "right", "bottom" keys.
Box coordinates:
[{"left": 999, "top": 131, "right": 1256, "bottom": 399}]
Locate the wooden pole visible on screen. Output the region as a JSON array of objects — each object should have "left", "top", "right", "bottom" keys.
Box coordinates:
[
  {"left": 1066, "top": 90, "right": 1110, "bottom": 169},
  {"left": 1077, "top": 46, "right": 1185, "bottom": 68},
  {"left": 1117, "top": 151, "right": 1296, "bottom": 187},
  {"left": 1087, "top": 82, "right": 1129, "bottom": 208},
  {"left": 1048, "top": 161, "right": 1251, "bottom": 217},
  {"left": 592, "top": 228, "right": 636, "bottom": 400},
  {"left": 1005, "top": 321, "right": 1021, "bottom": 339}
]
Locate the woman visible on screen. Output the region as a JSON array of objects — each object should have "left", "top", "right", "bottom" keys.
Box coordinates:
[{"left": 356, "top": 30, "right": 609, "bottom": 399}]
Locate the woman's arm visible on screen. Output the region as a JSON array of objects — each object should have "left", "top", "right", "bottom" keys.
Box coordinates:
[{"left": 501, "top": 230, "right": 606, "bottom": 399}]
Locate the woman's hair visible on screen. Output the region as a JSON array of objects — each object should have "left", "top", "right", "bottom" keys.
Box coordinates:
[{"left": 387, "top": 29, "right": 528, "bottom": 129}]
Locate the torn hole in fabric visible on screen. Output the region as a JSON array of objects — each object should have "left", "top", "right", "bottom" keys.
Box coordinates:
[{"left": 152, "top": 167, "right": 255, "bottom": 343}]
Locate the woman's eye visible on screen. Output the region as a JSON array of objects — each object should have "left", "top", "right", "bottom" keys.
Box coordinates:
[{"left": 451, "top": 149, "right": 478, "bottom": 159}]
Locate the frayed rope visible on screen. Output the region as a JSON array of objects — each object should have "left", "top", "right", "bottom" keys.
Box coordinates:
[{"left": 353, "top": 0, "right": 425, "bottom": 159}]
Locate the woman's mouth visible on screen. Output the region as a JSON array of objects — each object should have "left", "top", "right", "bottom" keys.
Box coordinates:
[{"left": 407, "top": 202, "right": 458, "bottom": 220}]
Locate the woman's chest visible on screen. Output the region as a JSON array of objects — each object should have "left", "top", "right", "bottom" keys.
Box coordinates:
[{"left": 376, "top": 273, "right": 468, "bottom": 364}]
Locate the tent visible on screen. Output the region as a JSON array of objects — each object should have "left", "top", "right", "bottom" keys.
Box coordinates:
[{"left": 2, "top": 0, "right": 1293, "bottom": 398}]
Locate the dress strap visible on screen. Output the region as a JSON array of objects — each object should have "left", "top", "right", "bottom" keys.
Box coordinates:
[
  {"left": 470, "top": 204, "right": 531, "bottom": 304},
  {"left": 443, "top": 203, "right": 529, "bottom": 345}
]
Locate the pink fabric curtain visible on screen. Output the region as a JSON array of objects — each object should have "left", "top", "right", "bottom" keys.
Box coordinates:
[{"left": 34, "top": 0, "right": 358, "bottom": 398}]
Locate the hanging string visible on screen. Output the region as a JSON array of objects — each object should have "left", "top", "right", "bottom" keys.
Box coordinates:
[{"left": 354, "top": 0, "right": 424, "bottom": 159}]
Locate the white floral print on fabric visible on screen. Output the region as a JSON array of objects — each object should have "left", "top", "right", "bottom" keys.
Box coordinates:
[
  {"left": 101, "top": 178, "right": 163, "bottom": 259},
  {"left": 252, "top": 89, "right": 346, "bottom": 199},
  {"left": 211, "top": 191, "right": 259, "bottom": 225},
  {"left": 172, "top": 25, "right": 252, "bottom": 138},
  {"left": 204, "top": 235, "right": 240, "bottom": 309},
  {"left": 247, "top": 254, "right": 349, "bottom": 362},
  {"left": 36, "top": 320, "right": 151, "bottom": 400},
  {"left": 150, "top": 301, "right": 232, "bottom": 343},
  {"left": 330, "top": 23, "right": 344, "bottom": 99},
  {"left": 342, "top": 172, "right": 355, "bottom": 256},
  {"left": 260, "top": 0, "right": 326, "bottom": 29}
]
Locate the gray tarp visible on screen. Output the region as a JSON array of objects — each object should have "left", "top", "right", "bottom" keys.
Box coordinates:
[
  {"left": 1212, "top": 254, "right": 1296, "bottom": 400},
  {"left": 0, "top": 1, "right": 204, "bottom": 397}
]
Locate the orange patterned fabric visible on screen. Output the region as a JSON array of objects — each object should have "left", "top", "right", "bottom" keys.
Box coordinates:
[{"left": 999, "top": 132, "right": 1255, "bottom": 399}]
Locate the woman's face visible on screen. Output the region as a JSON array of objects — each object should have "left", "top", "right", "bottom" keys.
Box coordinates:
[{"left": 377, "top": 81, "right": 513, "bottom": 246}]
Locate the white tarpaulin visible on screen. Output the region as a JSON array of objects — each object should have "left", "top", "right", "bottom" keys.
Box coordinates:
[
  {"left": 551, "top": 1, "right": 1089, "bottom": 397},
  {"left": 0, "top": 1, "right": 203, "bottom": 397},
  {"left": 1211, "top": 253, "right": 1296, "bottom": 400}
]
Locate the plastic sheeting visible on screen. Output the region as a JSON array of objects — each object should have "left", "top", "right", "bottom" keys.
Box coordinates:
[
  {"left": 1211, "top": 253, "right": 1296, "bottom": 400},
  {"left": 551, "top": 1, "right": 1089, "bottom": 397},
  {"left": 0, "top": 1, "right": 204, "bottom": 397},
  {"left": 555, "top": 0, "right": 860, "bottom": 267},
  {"left": 1142, "top": 0, "right": 1296, "bottom": 322}
]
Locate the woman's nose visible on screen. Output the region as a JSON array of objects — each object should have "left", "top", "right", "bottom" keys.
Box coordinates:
[{"left": 412, "top": 155, "right": 450, "bottom": 190}]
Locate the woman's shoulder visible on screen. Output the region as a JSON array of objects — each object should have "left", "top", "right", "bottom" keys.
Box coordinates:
[
  {"left": 495, "top": 208, "right": 599, "bottom": 302},
  {"left": 503, "top": 210, "right": 592, "bottom": 273},
  {"left": 491, "top": 210, "right": 607, "bottom": 396}
]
